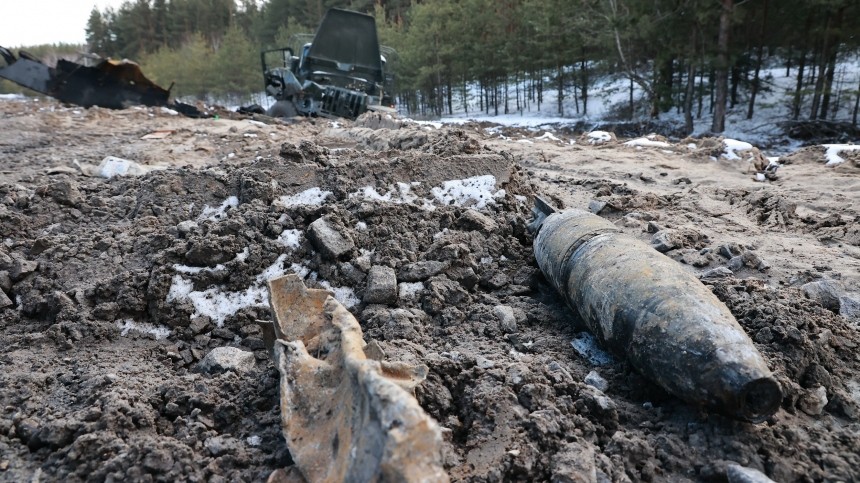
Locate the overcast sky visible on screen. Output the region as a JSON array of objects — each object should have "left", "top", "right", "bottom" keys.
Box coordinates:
[{"left": 0, "top": 1, "right": 128, "bottom": 47}]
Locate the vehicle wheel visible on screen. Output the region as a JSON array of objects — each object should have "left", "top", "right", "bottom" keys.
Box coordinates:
[{"left": 267, "top": 100, "right": 298, "bottom": 118}]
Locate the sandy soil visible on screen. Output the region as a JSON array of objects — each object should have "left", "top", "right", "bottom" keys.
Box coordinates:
[{"left": 1, "top": 97, "right": 859, "bottom": 482}]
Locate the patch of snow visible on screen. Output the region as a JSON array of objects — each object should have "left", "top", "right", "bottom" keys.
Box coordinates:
[
  {"left": 570, "top": 332, "right": 614, "bottom": 366},
  {"left": 431, "top": 175, "right": 504, "bottom": 210},
  {"left": 0, "top": 93, "right": 25, "bottom": 100},
  {"left": 318, "top": 280, "right": 360, "bottom": 308},
  {"left": 516, "top": 139, "right": 534, "bottom": 144},
  {"left": 624, "top": 137, "right": 672, "bottom": 148},
  {"left": 535, "top": 132, "right": 561, "bottom": 142},
  {"left": 276, "top": 229, "right": 302, "bottom": 249},
  {"left": 587, "top": 131, "right": 612, "bottom": 144},
  {"left": 823, "top": 144, "right": 860, "bottom": 166},
  {"left": 277, "top": 187, "right": 332, "bottom": 207},
  {"left": 198, "top": 196, "right": 239, "bottom": 222},
  {"left": 243, "top": 133, "right": 258, "bottom": 138},
  {"left": 329, "top": 121, "right": 342, "bottom": 128},
  {"left": 246, "top": 435, "right": 262, "bottom": 446},
  {"left": 398, "top": 282, "right": 424, "bottom": 300},
  {"left": 247, "top": 120, "right": 267, "bottom": 127},
  {"left": 349, "top": 182, "right": 428, "bottom": 207},
  {"left": 160, "top": 107, "right": 179, "bottom": 116},
  {"left": 116, "top": 319, "right": 171, "bottom": 340},
  {"left": 356, "top": 221, "right": 368, "bottom": 231},
  {"left": 289, "top": 263, "right": 360, "bottom": 308},
  {"left": 687, "top": 143, "right": 697, "bottom": 150},
  {"left": 722, "top": 138, "right": 754, "bottom": 160},
  {"left": 166, "top": 255, "right": 290, "bottom": 326}
]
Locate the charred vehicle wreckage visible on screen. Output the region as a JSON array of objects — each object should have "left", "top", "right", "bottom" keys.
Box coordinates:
[
  {"left": 0, "top": 46, "right": 202, "bottom": 116},
  {"left": 261, "top": 8, "right": 397, "bottom": 119}
]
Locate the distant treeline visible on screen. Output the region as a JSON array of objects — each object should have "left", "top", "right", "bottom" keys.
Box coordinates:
[{"left": 3, "top": 0, "right": 859, "bottom": 133}]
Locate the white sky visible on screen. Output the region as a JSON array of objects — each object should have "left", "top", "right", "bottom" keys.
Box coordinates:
[{"left": 0, "top": 0, "right": 129, "bottom": 47}]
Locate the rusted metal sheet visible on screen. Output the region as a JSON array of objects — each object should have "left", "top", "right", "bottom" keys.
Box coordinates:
[
  {"left": 531, "top": 198, "right": 781, "bottom": 422},
  {"left": 267, "top": 275, "right": 447, "bottom": 482}
]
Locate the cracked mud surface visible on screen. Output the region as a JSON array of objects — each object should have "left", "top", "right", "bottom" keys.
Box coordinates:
[{"left": 1, "top": 98, "right": 859, "bottom": 482}]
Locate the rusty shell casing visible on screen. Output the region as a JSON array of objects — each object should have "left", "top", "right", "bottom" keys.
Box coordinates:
[{"left": 534, "top": 209, "right": 781, "bottom": 422}]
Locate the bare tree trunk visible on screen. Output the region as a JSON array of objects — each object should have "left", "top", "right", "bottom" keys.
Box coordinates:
[
  {"left": 747, "top": 0, "right": 768, "bottom": 120},
  {"left": 684, "top": 61, "right": 696, "bottom": 135},
  {"left": 557, "top": 64, "right": 564, "bottom": 116},
  {"left": 581, "top": 55, "right": 588, "bottom": 116},
  {"left": 810, "top": 13, "right": 832, "bottom": 119},
  {"left": 697, "top": 67, "right": 704, "bottom": 119},
  {"left": 629, "top": 78, "right": 634, "bottom": 120},
  {"left": 853, "top": 76, "right": 860, "bottom": 126},
  {"left": 446, "top": 77, "right": 453, "bottom": 115},
  {"left": 819, "top": 7, "right": 845, "bottom": 120},
  {"left": 711, "top": 0, "right": 733, "bottom": 133}
]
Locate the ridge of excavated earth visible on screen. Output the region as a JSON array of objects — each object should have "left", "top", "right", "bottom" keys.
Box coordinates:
[{"left": 1, "top": 98, "right": 859, "bottom": 482}]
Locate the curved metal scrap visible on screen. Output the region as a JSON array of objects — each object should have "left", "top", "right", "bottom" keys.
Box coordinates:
[{"left": 268, "top": 274, "right": 447, "bottom": 482}]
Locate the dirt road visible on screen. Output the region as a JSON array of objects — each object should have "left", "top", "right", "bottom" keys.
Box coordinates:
[{"left": 1, "top": 97, "right": 858, "bottom": 482}]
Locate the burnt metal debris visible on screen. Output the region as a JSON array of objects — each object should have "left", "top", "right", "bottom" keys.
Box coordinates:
[
  {"left": 0, "top": 46, "right": 203, "bottom": 116},
  {"left": 530, "top": 197, "right": 782, "bottom": 422}
]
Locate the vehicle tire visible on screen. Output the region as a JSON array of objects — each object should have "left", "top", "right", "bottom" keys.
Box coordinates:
[{"left": 267, "top": 100, "right": 298, "bottom": 118}]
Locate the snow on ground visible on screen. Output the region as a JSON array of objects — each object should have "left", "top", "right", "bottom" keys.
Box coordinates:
[
  {"left": 624, "top": 137, "right": 672, "bottom": 148},
  {"left": 116, "top": 319, "right": 172, "bottom": 340},
  {"left": 570, "top": 332, "right": 614, "bottom": 366},
  {"left": 823, "top": 144, "right": 860, "bottom": 166},
  {"left": 166, "top": 254, "right": 291, "bottom": 326},
  {"left": 431, "top": 175, "right": 505, "bottom": 210},
  {"left": 587, "top": 131, "right": 613, "bottom": 144},
  {"left": 427, "top": 55, "right": 860, "bottom": 157},
  {"left": 722, "top": 138, "right": 755, "bottom": 160},
  {"left": 277, "top": 187, "right": 332, "bottom": 207},
  {"left": 276, "top": 229, "right": 302, "bottom": 249},
  {"left": 198, "top": 196, "right": 238, "bottom": 221}
]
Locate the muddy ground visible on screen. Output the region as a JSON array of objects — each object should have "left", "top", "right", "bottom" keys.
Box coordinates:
[{"left": 1, "top": 97, "right": 859, "bottom": 482}]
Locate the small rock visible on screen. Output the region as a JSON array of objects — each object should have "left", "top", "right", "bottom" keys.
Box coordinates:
[
  {"left": 650, "top": 230, "right": 679, "bottom": 252},
  {"left": 198, "top": 347, "right": 256, "bottom": 374},
  {"left": 726, "top": 463, "right": 777, "bottom": 483},
  {"left": 646, "top": 221, "right": 664, "bottom": 234},
  {"left": 587, "top": 200, "right": 607, "bottom": 214},
  {"left": 551, "top": 441, "right": 597, "bottom": 483},
  {"left": 493, "top": 305, "right": 517, "bottom": 333},
  {"left": 838, "top": 294, "right": 860, "bottom": 321},
  {"left": 718, "top": 243, "right": 743, "bottom": 259},
  {"left": 177, "top": 220, "right": 198, "bottom": 235},
  {"left": 727, "top": 256, "right": 744, "bottom": 271},
  {"left": 204, "top": 435, "right": 241, "bottom": 457},
  {"left": 475, "top": 355, "right": 495, "bottom": 369},
  {"left": 700, "top": 267, "right": 733, "bottom": 279},
  {"left": 364, "top": 265, "right": 398, "bottom": 305},
  {"left": 801, "top": 280, "right": 843, "bottom": 312},
  {"left": 398, "top": 261, "right": 448, "bottom": 282},
  {"left": 46, "top": 180, "right": 83, "bottom": 207},
  {"left": 798, "top": 386, "right": 828, "bottom": 416},
  {"left": 189, "top": 316, "right": 212, "bottom": 335},
  {"left": 456, "top": 209, "right": 498, "bottom": 233},
  {"left": 11, "top": 258, "right": 38, "bottom": 281},
  {"left": 0, "top": 290, "right": 11, "bottom": 309},
  {"left": 0, "top": 271, "right": 10, "bottom": 293},
  {"left": 307, "top": 217, "right": 354, "bottom": 260},
  {"left": 143, "top": 449, "right": 175, "bottom": 473},
  {"left": 584, "top": 371, "right": 608, "bottom": 392}
]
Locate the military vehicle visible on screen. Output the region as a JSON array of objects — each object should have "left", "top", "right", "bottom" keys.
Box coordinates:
[{"left": 261, "top": 8, "right": 396, "bottom": 119}]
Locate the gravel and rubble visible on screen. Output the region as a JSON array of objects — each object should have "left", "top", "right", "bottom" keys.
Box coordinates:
[{"left": 0, "top": 98, "right": 859, "bottom": 482}]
